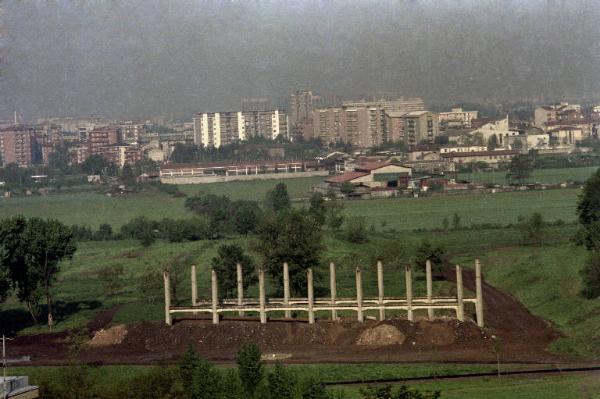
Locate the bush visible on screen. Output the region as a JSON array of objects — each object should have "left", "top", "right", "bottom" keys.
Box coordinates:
[
  {"left": 345, "top": 217, "right": 368, "bottom": 244},
  {"left": 211, "top": 244, "right": 257, "bottom": 297},
  {"left": 518, "top": 212, "right": 545, "bottom": 246},
  {"left": 414, "top": 239, "right": 449, "bottom": 272}
]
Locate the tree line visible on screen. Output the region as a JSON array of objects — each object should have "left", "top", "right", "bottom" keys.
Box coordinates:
[{"left": 38, "top": 343, "right": 440, "bottom": 399}]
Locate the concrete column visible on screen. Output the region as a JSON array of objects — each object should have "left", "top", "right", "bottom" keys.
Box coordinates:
[
  {"left": 307, "top": 268, "right": 315, "bottom": 324},
  {"left": 456, "top": 265, "right": 464, "bottom": 322},
  {"left": 475, "top": 259, "right": 484, "bottom": 328},
  {"left": 377, "top": 260, "right": 385, "bottom": 321},
  {"left": 211, "top": 269, "right": 219, "bottom": 324},
  {"left": 356, "top": 267, "right": 364, "bottom": 322},
  {"left": 283, "top": 262, "right": 291, "bottom": 318},
  {"left": 259, "top": 268, "right": 267, "bottom": 324},
  {"left": 405, "top": 265, "right": 413, "bottom": 322},
  {"left": 164, "top": 270, "right": 172, "bottom": 326},
  {"left": 191, "top": 265, "right": 197, "bottom": 307},
  {"left": 237, "top": 263, "right": 244, "bottom": 316},
  {"left": 330, "top": 262, "right": 337, "bottom": 321},
  {"left": 426, "top": 259, "right": 434, "bottom": 320}
]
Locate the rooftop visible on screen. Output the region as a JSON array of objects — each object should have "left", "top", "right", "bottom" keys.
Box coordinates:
[{"left": 325, "top": 171, "right": 369, "bottom": 183}]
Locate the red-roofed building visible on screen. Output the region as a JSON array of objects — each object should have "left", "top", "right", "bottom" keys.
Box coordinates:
[{"left": 324, "top": 162, "right": 412, "bottom": 192}]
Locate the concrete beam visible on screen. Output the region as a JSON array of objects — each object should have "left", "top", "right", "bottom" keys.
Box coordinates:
[
  {"left": 164, "top": 270, "right": 172, "bottom": 326},
  {"left": 283, "top": 262, "right": 291, "bottom": 318},
  {"left": 426, "top": 259, "right": 434, "bottom": 320},
  {"left": 456, "top": 265, "right": 464, "bottom": 322},
  {"left": 356, "top": 267, "right": 364, "bottom": 322},
  {"left": 330, "top": 262, "right": 337, "bottom": 321},
  {"left": 307, "top": 268, "right": 315, "bottom": 324},
  {"left": 191, "top": 265, "right": 197, "bottom": 307},
  {"left": 377, "top": 260, "right": 385, "bottom": 321},
  {"left": 259, "top": 268, "right": 267, "bottom": 324},
  {"left": 475, "top": 259, "right": 484, "bottom": 327},
  {"left": 405, "top": 265, "right": 413, "bottom": 322},
  {"left": 211, "top": 269, "right": 219, "bottom": 324},
  {"left": 237, "top": 263, "right": 244, "bottom": 316}
]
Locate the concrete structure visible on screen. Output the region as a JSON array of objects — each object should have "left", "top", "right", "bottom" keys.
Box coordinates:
[
  {"left": 441, "top": 149, "right": 519, "bottom": 166},
  {"left": 534, "top": 102, "right": 582, "bottom": 129},
  {"left": 1, "top": 376, "right": 38, "bottom": 398},
  {"left": 440, "top": 145, "right": 487, "bottom": 154},
  {"left": 193, "top": 110, "right": 288, "bottom": 148},
  {"left": 95, "top": 145, "right": 143, "bottom": 167},
  {"left": 0, "top": 125, "right": 37, "bottom": 167},
  {"left": 119, "top": 122, "right": 147, "bottom": 143},
  {"left": 438, "top": 107, "right": 478, "bottom": 129},
  {"left": 548, "top": 126, "right": 585, "bottom": 145},
  {"left": 164, "top": 259, "right": 485, "bottom": 327}
]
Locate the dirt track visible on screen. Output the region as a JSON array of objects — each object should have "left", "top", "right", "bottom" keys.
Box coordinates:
[{"left": 8, "top": 272, "right": 577, "bottom": 365}]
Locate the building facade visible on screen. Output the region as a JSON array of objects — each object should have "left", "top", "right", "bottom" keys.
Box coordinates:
[
  {"left": 0, "top": 125, "right": 37, "bottom": 167},
  {"left": 438, "top": 107, "right": 478, "bottom": 129},
  {"left": 193, "top": 110, "right": 288, "bottom": 148},
  {"left": 312, "top": 97, "right": 426, "bottom": 148}
]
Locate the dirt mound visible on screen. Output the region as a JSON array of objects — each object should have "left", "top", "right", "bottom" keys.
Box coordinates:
[
  {"left": 417, "top": 319, "right": 455, "bottom": 346},
  {"left": 356, "top": 324, "right": 406, "bottom": 346},
  {"left": 87, "top": 324, "right": 128, "bottom": 347}
]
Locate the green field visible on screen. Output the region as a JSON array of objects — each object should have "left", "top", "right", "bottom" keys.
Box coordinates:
[
  {"left": 0, "top": 184, "right": 581, "bottom": 230},
  {"left": 458, "top": 166, "right": 598, "bottom": 185}
]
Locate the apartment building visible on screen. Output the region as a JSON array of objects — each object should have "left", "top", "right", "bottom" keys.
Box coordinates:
[
  {"left": 193, "top": 110, "right": 288, "bottom": 148},
  {"left": 533, "top": 102, "right": 583, "bottom": 129},
  {"left": 0, "top": 125, "right": 37, "bottom": 167},
  {"left": 403, "top": 111, "right": 439, "bottom": 146},
  {"left": 312, "top": 97, "right": 426, "bottom": 148},
  {"left": 290, "top": 90, "right": 314, "bottom": 127},
  {"left": 88, "top": 127, "right": 122, "bottom": 154},
  {"left": 438, "top": 107, "right": 478, "bottom": 129},
  {"left": 119, "top": 122, "right": 147, "bottom": 143},
  {"left": 95, "top": 145, "right": 143, "bottom": 167}
]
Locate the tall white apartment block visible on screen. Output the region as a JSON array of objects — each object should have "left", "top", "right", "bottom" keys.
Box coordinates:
[{"left": 193, "top": 110, "right": 287, "bottom": 148}]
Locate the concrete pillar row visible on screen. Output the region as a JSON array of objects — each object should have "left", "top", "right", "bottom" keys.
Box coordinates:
[{"left": 191, "top": 265, "right": 197, "bottom": 307}]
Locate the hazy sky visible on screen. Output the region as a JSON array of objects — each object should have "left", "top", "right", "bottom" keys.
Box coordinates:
[{"left": 2, "top": 0, "right": 600, "bottom": 121}]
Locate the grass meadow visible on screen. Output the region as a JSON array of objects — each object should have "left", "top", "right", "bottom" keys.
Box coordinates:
[{"left": 457, "top": 166, "right": 598, "bottom": 185}]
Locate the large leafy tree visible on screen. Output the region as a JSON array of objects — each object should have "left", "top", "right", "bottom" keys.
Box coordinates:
[
  {"left": 265, "top": 183, "right": 291, "bottom": 213},
  {"left": 256, "top": 209, "right": 324, "bottom": 295},
  {"left": 506, "top": 154, "right": 533, "bottom": 184},
  {"left": 576, "top": 168, "right": 600, "bottom": 297},
  {"left": 0, "top": 216, "right": 76, "bottom": 327},
  {"left": 210, "top": 244, "right": 256, "bottom": 297}
]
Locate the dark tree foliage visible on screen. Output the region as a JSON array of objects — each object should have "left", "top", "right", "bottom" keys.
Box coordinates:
[
  {"left": 581, "top": 252, "right": 600, "bottom": 299},
  {"left": 576, "top": 168, "right": 600, "bottom": 251},
  {"left": 210, "top": 244, "right": 256, "bottom": 297},
  {"left": 120, "top": 216, "right": 157, "bottom": 246},
  {"left": 235, "top": 343, "right": 263, "bottom": 397},
  {"left": 360, "top": 385, "right": 441, "bottom": 399},
  {"left": 95, "top": 223, "right": 113, "bottom": 240},
  {"left": 170, "top": 143, "right": 199, "bottom": 164},
  {"left": 414, "top": 239, "right": 449, "bottom": 273},
  {"left": 309, "top": 192, "right": 327, "bottom": 226},
  {"left": 506, "top": 154, "right": 534, "bottom": 184},
  {"left": 256, "top": 209, "right": 324, "bottom": 295},
  {"left": 233, "top": 200, "right": 263, "bottom": 235},
  {"left": 47, "top": 144, "right": 72, "bottom": 174},
  {"left": 265, "top": 182, "right": 291, "bottom": 213},
  {"left": 266, "top": 363, "right": 297, "bottom": 399},
  {"left": 0, "top": 216, "right": 76, "bottom": 327},
  {"left": 81, "top": 154, "right": 110, "bottom": 175}
]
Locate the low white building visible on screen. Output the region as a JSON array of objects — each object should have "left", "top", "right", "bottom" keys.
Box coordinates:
[
  {"left": 438, "top": 107, "right": 478, "bottom": 129},
  {"left": 440, "top": 145, "right": 487, "bottom": 154}
]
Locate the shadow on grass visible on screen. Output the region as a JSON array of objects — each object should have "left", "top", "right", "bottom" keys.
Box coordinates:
[{"left": 0, "top": 300, "right": 102, "bottom": 335}]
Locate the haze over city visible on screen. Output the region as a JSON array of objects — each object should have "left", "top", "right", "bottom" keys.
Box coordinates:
[{"left": 2, "top": 0, "right": 600, "bottom": 121}]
